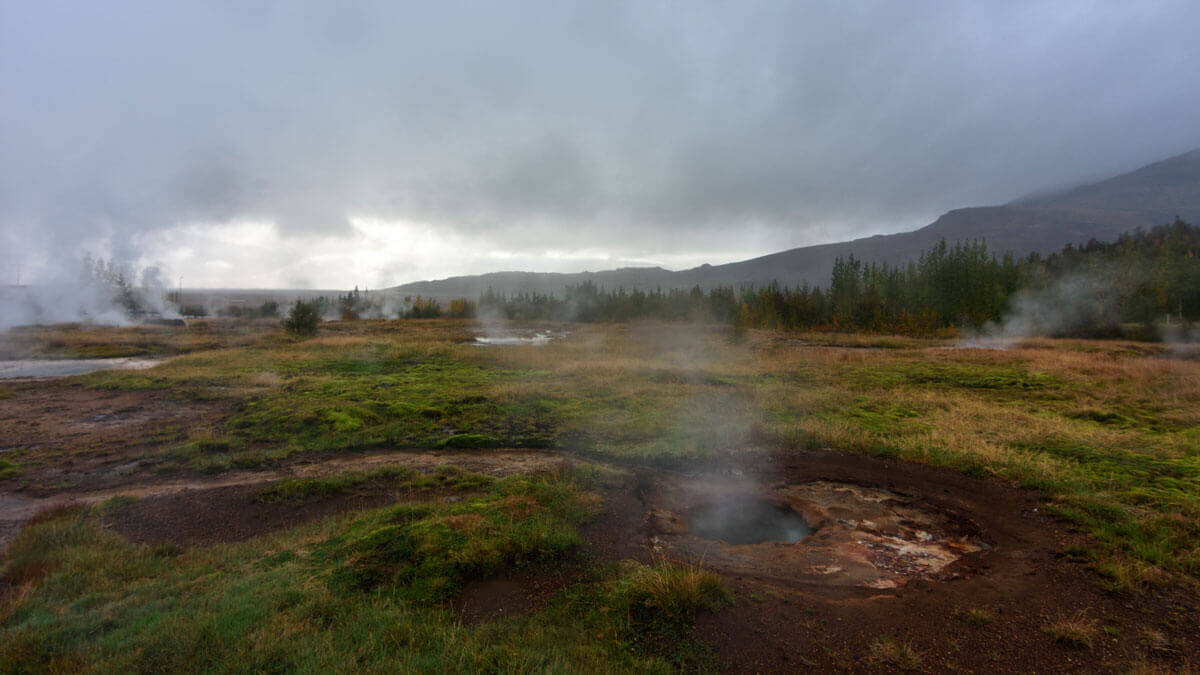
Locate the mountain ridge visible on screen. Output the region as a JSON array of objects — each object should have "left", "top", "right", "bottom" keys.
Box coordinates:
[{"left": 389, "top": 149, "right": 1200, "bottom": 301}]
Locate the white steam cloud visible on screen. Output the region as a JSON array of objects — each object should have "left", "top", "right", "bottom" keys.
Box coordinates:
[{"left": 1, "top": 257, "right": 180, "bottom": 332}]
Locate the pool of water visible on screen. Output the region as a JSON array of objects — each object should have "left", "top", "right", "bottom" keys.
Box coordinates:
[
  {"left": 473, "top": 330, "right": 568, "bottom": 346},
  {"left": 0, "top": 358, "right": 164, "bottom": 379},
  {"left": 688, "top": 499, "right": 813, "bottom": 545}
]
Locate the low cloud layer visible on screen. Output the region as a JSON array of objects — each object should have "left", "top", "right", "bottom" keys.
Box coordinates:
[{"left": 3, "top": 1, "right": 1200, "bottom": 287}]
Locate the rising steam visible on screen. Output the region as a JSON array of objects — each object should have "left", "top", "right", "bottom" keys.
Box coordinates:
[{"left": 0, "top": 256, "right": 179, "bottom": 332}]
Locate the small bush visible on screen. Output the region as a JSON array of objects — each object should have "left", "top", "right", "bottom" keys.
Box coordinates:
[
  {"left": 282, "top": 300, "right": 321, "bottom": 337},
  {"left": 0, "top": 458, "right": 17, "bottom": 479}
]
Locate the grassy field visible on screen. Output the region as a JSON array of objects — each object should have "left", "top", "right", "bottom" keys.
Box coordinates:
[
  {"left": 32, "top": 319, "right": 1194, "bottom": 586},
  {"left": 2, "top": 469, "right": 727, "bottom": 671},
  {"left": 2, "top": 318, "right": 1199, "bottom": 669}
]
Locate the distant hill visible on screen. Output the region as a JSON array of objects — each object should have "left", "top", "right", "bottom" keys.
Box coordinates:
[{"left": 389, "top": 149, "right": 1200, "bottom": 301}]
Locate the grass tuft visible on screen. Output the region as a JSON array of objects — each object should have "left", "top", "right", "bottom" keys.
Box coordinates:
[
  {"left": 962, "top": 608, "right": 993, "bottom": 627},
  {"left": 1042, "top": 610, "right": 1099, "bottom": 649},
  {"left": 256, "top": 465, "right": 493, "bottom": 502},
  {"left": 867, "top": 636, "right": 924, "bottom": 671},
  {"left": 616, "top": 559, "right": 731, "bottom": 623}
]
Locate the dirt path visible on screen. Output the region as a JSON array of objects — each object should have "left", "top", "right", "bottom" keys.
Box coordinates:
[
  {"left": 0, "top": 448, "right": 567, "bottom": 551},
  {"left": 0, "top": 379, "right": 569, "bottom": 549}
]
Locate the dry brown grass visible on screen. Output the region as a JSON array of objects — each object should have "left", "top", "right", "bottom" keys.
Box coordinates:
[
  {"left": 962, "top": 608, "right": 994, "bottom": 626},
  {"left": 1042, "top": 610, "right": 1100, "bottom": 649}
]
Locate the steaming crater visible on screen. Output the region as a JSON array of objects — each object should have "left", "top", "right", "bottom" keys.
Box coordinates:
[
  {"left": 688, "top": 499, "right": 813, "bottom": 545},
  {"left": 645, "top": 475, "right": 987, "bottom": 589}
]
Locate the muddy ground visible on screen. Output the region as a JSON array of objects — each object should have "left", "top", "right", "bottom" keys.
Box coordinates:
[
  {"left": 0, "top": 380, "right": 229, "bottom": 493},
  {"left": 2, "top": 384, "right": 1198, "bottom": 672}
]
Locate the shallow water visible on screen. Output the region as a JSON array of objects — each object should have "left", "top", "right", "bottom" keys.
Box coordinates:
[
  {"left": 0, "top": 358, "right": 164, "bottom": 379},
  {"left": 473, "top": 330, "right": 568, "bottom": 346},
  {"left": 689, "top": 499, "right": 813, "bottom": 545}
]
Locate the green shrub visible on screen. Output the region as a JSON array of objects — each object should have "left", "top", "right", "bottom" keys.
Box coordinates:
[{"left": 282, "top": 300, "right": 321, "bottom": 337}]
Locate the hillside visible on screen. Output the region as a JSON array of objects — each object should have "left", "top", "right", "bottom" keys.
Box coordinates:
[{"left": 390, "top": 150, "right": 1200, "bottom": 301}]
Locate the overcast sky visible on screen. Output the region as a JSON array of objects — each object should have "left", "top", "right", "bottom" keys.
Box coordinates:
[{"left": 3, "top": 1, "right": 1199, "bottom": 289}]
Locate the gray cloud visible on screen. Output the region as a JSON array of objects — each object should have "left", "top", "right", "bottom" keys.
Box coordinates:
[{"left": 2, "top": 0, "right": 1199, "bottom": 284}]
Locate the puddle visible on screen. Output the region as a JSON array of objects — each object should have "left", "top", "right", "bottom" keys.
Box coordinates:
[
  {"left": 473, "top": 330, "right": 569, "bottom": 346},
  {"left": 689, "top": 499, "right": 813, "bottom": 544},
  {"left": 0, "top": 358, "right": 165, "bottom": 379}
]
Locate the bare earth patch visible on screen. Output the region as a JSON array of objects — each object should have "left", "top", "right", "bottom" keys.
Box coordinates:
[{"left": 0, "top": 382, "right": 229, "bottom": 493}]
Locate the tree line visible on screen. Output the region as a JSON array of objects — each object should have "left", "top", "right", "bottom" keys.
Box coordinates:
[{"left": 472, "top": 219, "right": 1200, "bottom": 338}]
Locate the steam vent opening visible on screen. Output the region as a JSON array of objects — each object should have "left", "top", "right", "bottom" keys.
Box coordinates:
[
  {"left": 689, "top": 499, "right": 813, "bottom": 545},
  {"left": 647, "top": 476, "right": 989, "bottom": 589}
]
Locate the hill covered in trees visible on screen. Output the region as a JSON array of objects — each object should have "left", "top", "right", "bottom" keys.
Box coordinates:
[{"left": 477, "top": 220, "right": 1200, "bottom": 339}]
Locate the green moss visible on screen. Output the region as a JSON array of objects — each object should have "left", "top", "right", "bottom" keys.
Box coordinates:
[
  {"left": 256, "top": 465, "right": 493, "bottom": 502},
  {"left": 191, "top": 438, "right": 233, "bottom": 454},
  {"left": 66, "top": 344, "right": 152, "bottom": 358},
  {"left": 82, "top": 373, "right": 170, "bottom": 391},
  {"left": 440, "top": 433, "right": 500, "bottom": 449},
  {"left": 324, "top": 410, "right": 364, "bottom": 432},
  {"left": 839, "top": 399, "right": 930, "bottom": 434},
  {"left": 856, "top": 362, "right": 1062, "bottom": 392},
  {"left": 313, "top": 473, "right": 597, "bottom": 602}
]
